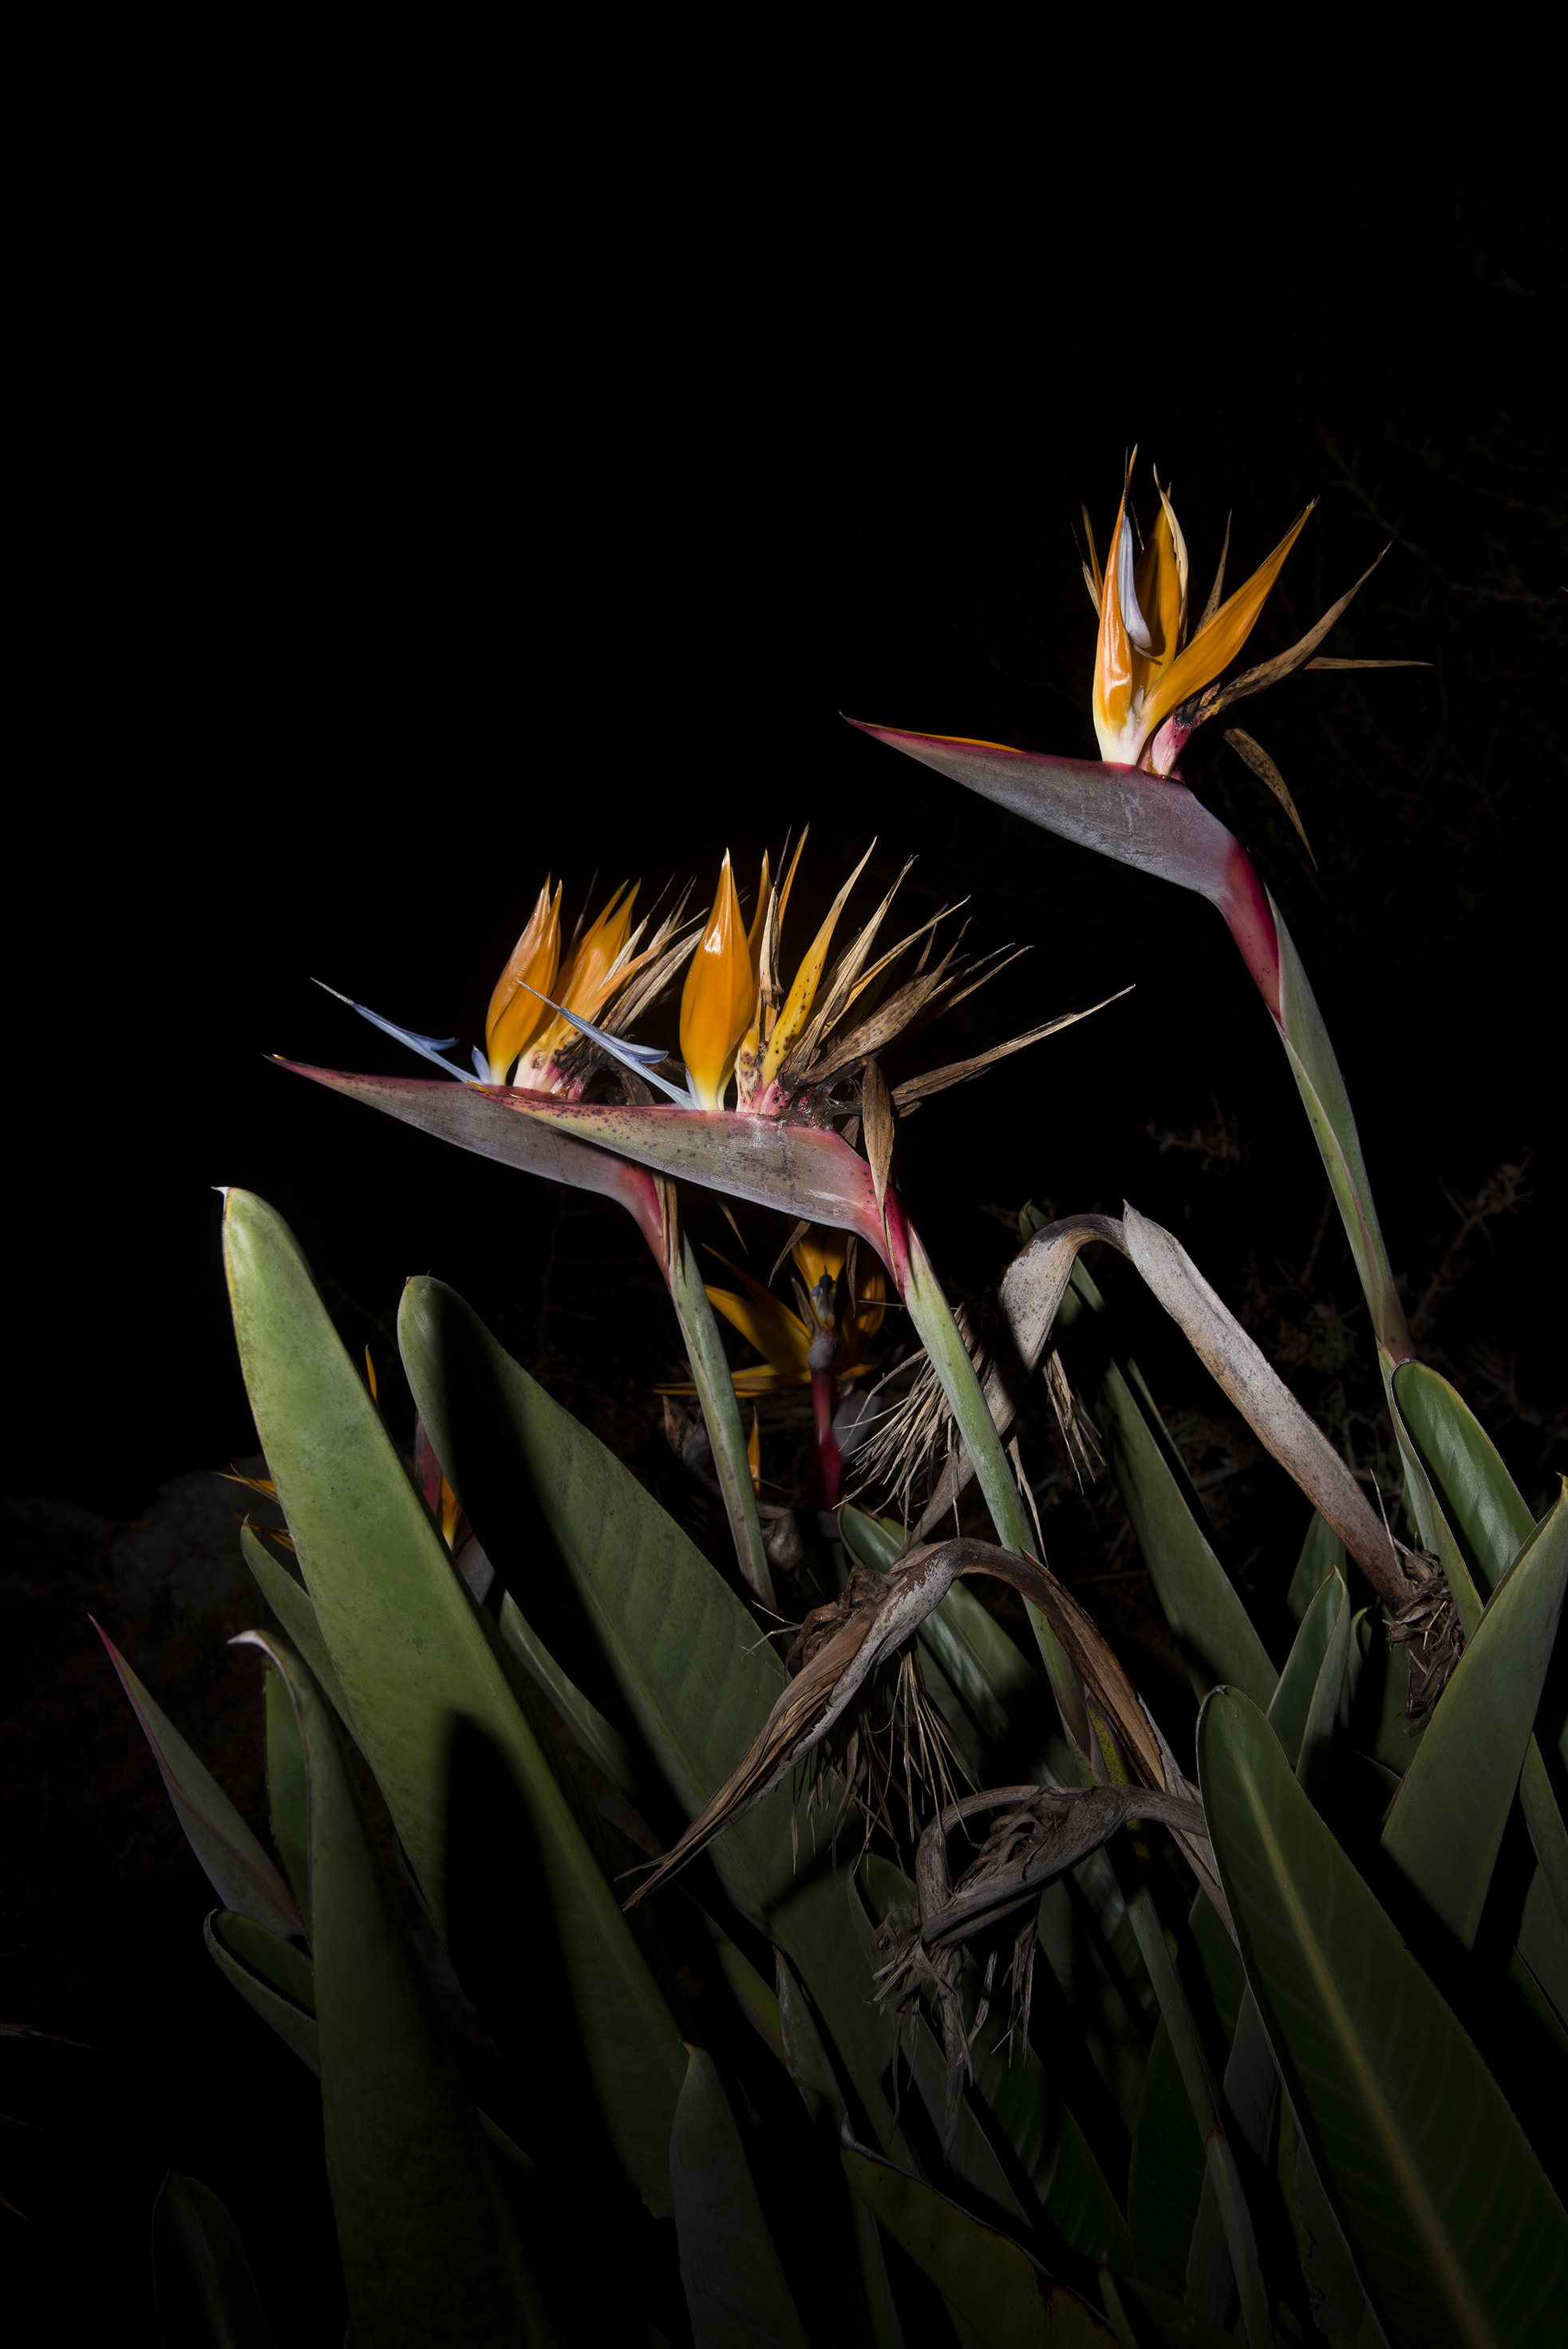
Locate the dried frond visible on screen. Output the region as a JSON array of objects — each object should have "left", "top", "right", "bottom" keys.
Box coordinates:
[
  {"left": 874, "top": 1778, "right": 1208, "bottom": 2145},
  {"left": 1388, "top": 1551, "right": 1465, "bottom": 1728},
  {"left": 1043, "top": 1348, "right": 1104, "bottom": 1487}
]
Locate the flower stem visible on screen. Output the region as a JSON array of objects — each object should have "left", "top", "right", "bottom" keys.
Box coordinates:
[{"left": 668, "top": 1226, "right": 776, "bottom": 1609}]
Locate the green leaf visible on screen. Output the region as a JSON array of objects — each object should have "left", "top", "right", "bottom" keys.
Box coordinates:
[
  {"left": 1296, "top": 1573, "right": 1353, "bottom": 1805},
  {"left": 204, "top": 1910, "right": 321, "bottom": 2075},
  {"left": 94, "top": 1621, "right": 301, "bottom": 1940},
  {"left": 1199, "top": 1685, "right": 1568, "bottom": 2348},
  {"left": 239, "top": 1526, "right": 360, "bottom": 1741},
  {"left": 247, "top": 1632, "right": 550, "bottom": 2347},
  {"left": 1128, "top": 2017, "right": 1206, "bottom": 2295},
  {"left": 776, "top": 1955, "right": 909, "bottom": 2349},
  {"left": 203, "top": 1912, "right": 542, "bottom": 2176},
  {"left": 223, "top": 1190, "right": 686, "bottom": 2213},
  {"left": 1380, "top": 1486, "right": 1568, "bottom": 1948},
  {"left": 1103, "top": 2273, "right": 1238, "bottom": 2349},
  {"left": 1392, "top": 1364, "right": 1535, "bottom": 1603},
  {"left": 1270, "top": 899, "right": 1408, "bottom": 1364},
  {"left": 263, "top": 1660, "right": 310, "bottom": 1935},
  {"left": 841, "top": 2138, "right": 1117, "bottom": 2349},
  {"left": 495, "top": 1592, "right": 635, "bottom": 1794},
  {"left": 152, "top": 2171, "right": 280, "bottom": 2349},
  {"left": 669, "top": 2044, "right": 811, "bottom": 2348},
  {"left": 1287, "top": 1512, "right": 1345, "bottom": 1624},
  {"left": 1267, "top": 1570, "right": 1344, "bottom": 1772},
  {"left": 1057, "top": 1269, "right": 1277, "bottom": 1711},
  {"left": 1278, "top": 2106, "right": 1388, "bottom": 2349},
  {"left": 397, "top": 1270, "right": 914, "bottom": 2165}
]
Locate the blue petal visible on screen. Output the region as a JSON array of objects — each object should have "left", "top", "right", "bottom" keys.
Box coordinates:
[
  {"left": 315, "top": 982, "right": 475, "bottom": 1082},
  {"left": 516, "top": 981, "right": 693, "bottom": 1107},
  {"left": 472, "top": 1044, "right": 491, "bottom": 1081}
]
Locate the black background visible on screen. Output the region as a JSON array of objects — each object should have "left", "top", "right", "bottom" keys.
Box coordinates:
[{"left": 6, "top": 55, "right": 1565, "bottom": 2343}]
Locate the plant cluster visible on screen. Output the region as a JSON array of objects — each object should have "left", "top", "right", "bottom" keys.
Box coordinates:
[{"left": 110, "top": 461, "right": 1564, "bottom": 2348}]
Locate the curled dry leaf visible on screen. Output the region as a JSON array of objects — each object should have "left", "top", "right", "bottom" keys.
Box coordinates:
[
  {"left": 1223, "top": 727, "right": 1317, "bottom": 867},
  {"left": 860, "top": 1055, "right": 895, "bottom": 1244},
  {"left": 875, "top": 1780, "right": 1208, "bottom": 2147},
  {"left": 915, "top": 1214, "right": 1126, "bottom": 1539},
  {"left": 625, "top": 1538, "right": 1188, "bottom": 1907}
]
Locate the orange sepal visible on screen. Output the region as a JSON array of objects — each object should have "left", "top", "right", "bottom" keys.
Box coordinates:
[
  {"left": 1141, "top": 503, "right": 1314, "bottom": 741},
  {"left": 680, "top": 854, "right": 758, "bottom": 1111}
]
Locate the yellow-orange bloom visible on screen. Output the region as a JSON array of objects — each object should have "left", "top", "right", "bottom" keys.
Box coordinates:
[
  {"left": 679, "top": 853, "right": 758, "bottom": 1110},
  {"left": 483, "top": 879, "right": 563, "bottom": 1083},
  {"left": 1089, "top": 457, "right": 1310, "bottom": 773},
  {"left": 512, "top": 882, "right": 646, "bottom": 1089},
  {"left": 695, "top": 1226, "right": 886, "bottom": 1396}
]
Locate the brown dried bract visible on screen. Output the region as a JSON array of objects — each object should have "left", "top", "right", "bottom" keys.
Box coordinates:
[{"left": 1387, "top": 1550, "right": 1465, "bottom": 1729}]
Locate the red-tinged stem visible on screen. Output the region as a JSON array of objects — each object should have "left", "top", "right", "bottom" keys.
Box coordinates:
[{"left": 1215, "top": 839, "right": 1282, "bottom": 1025}]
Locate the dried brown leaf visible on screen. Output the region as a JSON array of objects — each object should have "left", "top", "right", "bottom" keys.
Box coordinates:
[
  {"left": 889, "top": 988, "right": 1132, "bottom": 1110},
  {"left": 1223, "top": 727, "right": 1317, "bottom": 867}
]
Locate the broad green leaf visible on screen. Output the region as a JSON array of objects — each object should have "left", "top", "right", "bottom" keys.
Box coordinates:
[
  {"left": 247, "top": 1633, "right": 549, "bottom": 2347},
  {"left": 1199, "top": 1686, "right": 1568, "bottom": 2348},
  {"left": 223, "top": 1191, "right": 685, "bottom": 2212},
  {"left": 1128, "top": 1896, "right": 1245, "bottom": 2297},
  {"left": 1296, "top": 1573, "right": 1353, "bottom": 1804},
  {"left": 1182, "top": 1988, "right": 1281, "bottom": 2331},
  {"left": 1278, "top": 2106, "right": 1388, "bottom": 2349},
  {"left": 1119, "top": 1882, "right": 1270, "bottom": 2348},
  {"left": 263, "top": 1660, "right": 310, "bottom": 1935},
  {"left": 1287, "top": 1511, "right": 1345, "bottom": 1624},
  {"left": 842, "top": 2138, "right": 1116, "bottom": 2349},
  {"left": 1380, "top": 1486, "right": 1568, "bottom": 1948},
  {"left": 496, "top": 1592, "right": 634, "bottom": 1794},
  {"left": 205, "top": 1910, "right": 321, "bottom": 2075},
  {"left": 95, "top": 1621, "right": 301, "bottom": 1940},
  {"left": 397, "top": 1271, "right": 913, "bottom": 2161},
  {"left": 1392, "top": 1364, "right": 1535, "bottom": 1603},
  {"left": 776, "top": 1955, "right": 908, "bottom": 2349},
  {"left": 1103, "top": 2273, "right": 1237, "bottom": 2349},
  {"left": 1058, "top": 1270, "right": 1276, "bottom": 1710},
  {"left": 152, "top": 2171, "right": 279, "bottom": 2349},
  {"left": 203, "top": 1913, "right": 542, "bottom": 2174},
  {"left": 669, "top": 2044, "right": 810, "bottom": 2348},
  {"left": 240, "top": 1526, "right": 360, "bottom": 1741},
  {"left": 1267, "top": 1572, "right": 1344, "bottom": 1771},
  {"left": 1128, "top": 2019, "right": 1204, "bottom": 2294},
  {"left": 1392, "top": 1384, "right": 1568, "bottom": 1973},
  {"left": 704, "top": 1914, "right": 786, "bottom": 2068}
]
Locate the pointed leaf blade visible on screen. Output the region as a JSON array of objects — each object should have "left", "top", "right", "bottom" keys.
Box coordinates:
[
  {"left": 396, "top": 1273, "right": 914, "bottom": 2160},
  {"left": 95, "top": 1622, "right": 301, "bottom": 1940},
  {"left": 1380, "top": 1486, "right": 1568, "bottom": 1948},
  {"left": 152, "top": 2172, "right": 280, "bottom": 2349},
  {"left": 670, "top": 2045, "right": 811, "bottom": 2348},
  {"left": 222, "top": 1190, "right": 686, "bottom": 2213},
  {"left": 1199, "top": 1685, "right": 1568, "bottom": 2348},
  {"left": 840, "top": 2138, "right": 1116, "bottom": 2349},
  {"left": 1392, "top": 1363, "right": 1536, "bottom": 1603},
  {"left": 249, "top": 1634, "right": 548, "bottom": 2345}
]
